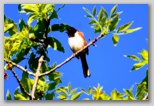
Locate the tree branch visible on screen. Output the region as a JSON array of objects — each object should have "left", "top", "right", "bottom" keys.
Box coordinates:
[
  {"left": 4, "top": 59, "right": 34, "bottom": 76},
  {"left": 142, "top": 93, "right": 148, "bottom": 100},
  {"left": 31, "top": 55, "right": 44, "bottom": 100},
  {"left": 10, "top": 68, "right": 31, "bottom": 98},
  {"left": 40, "top": 33, "right": 104, "bottom": 77}
]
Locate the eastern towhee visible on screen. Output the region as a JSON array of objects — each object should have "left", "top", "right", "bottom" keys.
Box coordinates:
[{"left": 66, "top": 27, "right": 91, "bottom": 78}]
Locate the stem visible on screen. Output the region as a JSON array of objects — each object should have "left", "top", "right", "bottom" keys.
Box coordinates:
[
  {"left": 11, "top": 68, "right": 31, "bottom": 98},
  {"left": 40, "top": 33, "right": 104, "bottom": 77},
  {"left": 31, "top": 55, "right": 44, "bottom": 100},
  {"left": 4, "top": 60, "right": 34, "bottom": 76}
]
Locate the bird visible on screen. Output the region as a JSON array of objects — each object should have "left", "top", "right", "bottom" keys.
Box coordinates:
[{"left": 66, "top": 27, "right": 91, "bottom": 78}]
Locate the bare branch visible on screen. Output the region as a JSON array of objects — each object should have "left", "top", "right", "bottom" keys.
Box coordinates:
[
  {"left": 10, "top": 68, "right": 31, "bottom": 98},
  {"left": 4, "top": 60, "right": 34, "bottom": 76},
  {"left": 40, "top": 33, "right": 104, "bottom": 77},
  {"left": 31, "top": 55, "right": 44, "bottom": 100}
]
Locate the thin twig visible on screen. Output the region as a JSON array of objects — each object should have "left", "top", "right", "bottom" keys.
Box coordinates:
[
  {"left": 10, "top": 68, "right": 31, "bottom": 98},
  {"left": 4, "top": 60, "right": 34, "bottom": 76},
  {"left": 31, "top": 55, "right": 44, "bottom": 100},
  {"left": 142, "top": 93, "right": 148, "bottom": 100},
  {"left": 40, "top": 34, "right": 104, "bottom": 77}
]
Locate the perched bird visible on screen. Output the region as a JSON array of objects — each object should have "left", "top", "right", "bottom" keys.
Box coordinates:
[{"left": 66, "top": 27, "right": 91, "bottom": 78}]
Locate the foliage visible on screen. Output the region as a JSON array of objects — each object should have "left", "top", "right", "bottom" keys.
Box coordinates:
[
  {"left": 83, "top": 5, "right": 142, "bottom": 46},
  {"left": 4, "top": 4, "right": 147, "bottom": 100}
]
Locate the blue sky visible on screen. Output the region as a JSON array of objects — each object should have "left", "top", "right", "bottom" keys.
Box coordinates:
[{"left": 4, "top": 4, "right": 148, "bottom": 100}]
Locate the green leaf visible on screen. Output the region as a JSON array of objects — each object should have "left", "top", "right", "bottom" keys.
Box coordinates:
[
  {"left": 109, "top": 14, "right": 119, "bottom": 31},
  {"left": 111, "top": 11, "right": 123, "bottom": 18},
  {"left": 125, "top": 27, "right": 142, "bottom": 34},
  {"left": 89, "top": 20, "right": 97, "bottom": 25},
  {"left": 6, "top": 90, "right": 12, "bottom": 100},
  {"left": 49, "top": 24, "right": 70, "bottom": 32},
  {"left": 71, "top": 92, "right": 82, "bottom": 100},
  {"left": 123, "top": 86, "right": 134, "bottom": 100},
  {"left": 49, "top": 10, "right": 58, "bottom": 19},
  {"left": 140, "top": 49, "right": 148, "bottom": 61},
  {"left": 111, "top": 89, "right": 124, "bottom": 100},
  {"left": 88, "top": 87, "right": 93, "bottom": 94},
  {"left": 45, "top": 92, "right": 55, "bottom": 100},
  {"left": 48, "top": 37, "right": 65, "bottom": 53},
  {"left": 19, "top": 19, "right": 26, "bottom": 31},
  {"left": 28, "top": 52, "right": 38, "bottom": 73},
  {"left": 28, "top": 14, "right": 37, "bottom": 25},
  {"left": 70, "top": 88, "right": 77, "bottom": 95},
  {"left": 112, "top": 34, "right": 119, "bottom": 46},
  {"left": 110, "top": 4, "right": 118, "bottom": 16},
  {"left": 92, "top": 6, "right": 96, "bottom": 16},
  {"left": 4, "top": 23, "right": 14, "bottom": 32},
  {"left": 124, "top": 55, "right": 141, "bottom": 61},
  {"left": 136, "top": 82, "right": 147, "bottom": 100},
  {"left": 83, "top": 7, "right": 91, "bottom": 16},
  {"left": 92, "top": 24, "right": 101, "bottom": 33},
  {"left": 98, "top": 8, "right": 104, "bottom": 21},
  {"left": 131, "top": 61, "right": 147, "bottom": 71},
  {"left": 57, "top": 94, "right": 68, "bottom": 100},
  {"left": 86, "top": 15, "right": 93, "bottom": 18},
  {"left": 14, "top": 88, "right": 27, "bottom": 100},
  {"left": 68, "top": 83, "right": 71, "bottom": 93},
  {"left": 102, "top": 7, "right": 108, "bottom": 18},
  {"left": 117, "top": 21, "right": 133, "bottom": 33},
  {"left": 46, "top": 82, "right": 57, "bottom": 91},
  {"left": 100, "top": 92, "right": 111, "bottom": 100},
  {"left": 83, "top": 98, "right": 90, "bottom": 100},
  {"left": 142, "top": 69, "right": 148, "bottom": 88},
  {"left": 56, "top": 87, "right": 68, "bottom": 95}
]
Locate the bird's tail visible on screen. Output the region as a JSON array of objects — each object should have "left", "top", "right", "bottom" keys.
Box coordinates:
[{"left": 80, "top": 54, "right": 91, "bottom": 78}]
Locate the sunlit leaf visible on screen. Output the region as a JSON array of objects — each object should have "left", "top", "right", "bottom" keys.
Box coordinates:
[
  {"left": 110, "top": 4, "right": 117, "bottom": 17},
  {"left": 112, "top": 34, "right": 119, "bottom": 46},
  {"left": 125, "top": 27, "right": 142, "bottom": 34},
  {"left": 56, "top": 87, "right": 68, "bottom": 95},
  {"left": 117, "top": 21, "right": 133, "bottom": 32},
  {"left": 142, "top": 69, "right": 148, "bottom": 88},
  {"left": 4, "top": 23, "right": 14, "bottom": 33},
  {"left": 28, "top": 14, "right": 37, "bottom": 25},
  {"left": 57, "top": 94, "right": 68, "bottom": 100},
  {"left": 140, "top": 49, "right": 148, "bottom": 61},
  {"left": 68, "top": 83, "right": 71, "bottom": 93},
  {"left": 124, "top": 55, "right": 141, "bottom": 61},
  {"left": 83, "top": 98, "right": 90, "bottom": 100},
  {"left": 48, "top": 37, "right": 65, "bottom": 53},
  {"left": 136, "top": 82, "right": 147, "bottom": 100},
  {"left": 100, "top": 92, "right": 111, "bottom": 100},
  {"left": 70, "top": 88, "right": 77, "bottom": 95},
  {"left": 83, "top": 7, "right": 91, "bottom": 16},
  {"left": 123, "top": 85, "right": 134, "bottom": 100},
  {"left": 92, "top": 6, "right": 96, "bottom": 16},
  {"left": 100, "top": 16, "right": 106, "bottom": 28},
  {"left": 14, "top": 88, "right": 27, "bottom": 100},
  {"left": 111, "top": 89, "right": 124, "bottom": 100},
  {"left": 131, "top": 61, "right": 147, "bottom": 71},
  {"left": 102, "top": 7, "right": 108, "bottom": 18},
  {"left": 71, "top": 92, "right": 82, "bottom": 100},
  {"left": 6, "top": 90, "right": 12, "bottom": 100},
  {"left": 98, "top": 8, "right": 104, "bottom": 21},
  {"left": 89, "top": 20, "right": 97, "bottom": 25},
  {"left": 109, "top": 14, "right": 119, "bottom": 31}
]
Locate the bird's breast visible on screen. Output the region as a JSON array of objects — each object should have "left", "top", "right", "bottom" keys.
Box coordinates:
[{"left": 68, "top": 33, "right": 85, "bottom": 53}]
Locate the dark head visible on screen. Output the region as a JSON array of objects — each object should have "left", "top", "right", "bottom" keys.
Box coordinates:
[{"left": 66, "top": 27, "right": 77, "bottom": 37}]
